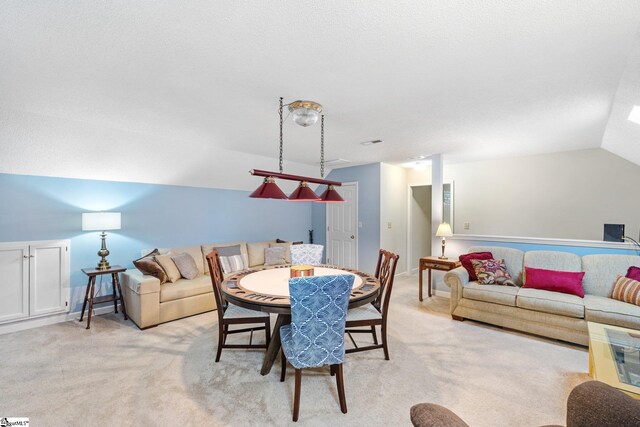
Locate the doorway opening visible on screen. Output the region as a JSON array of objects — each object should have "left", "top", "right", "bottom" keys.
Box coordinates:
[{"left": 407, "top": 185, "right": 432, "bottom": 272}]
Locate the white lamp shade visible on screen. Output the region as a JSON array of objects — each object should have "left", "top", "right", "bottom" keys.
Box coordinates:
[
  {"left": 82, "top": 212, "right": 121, "bottom": 231},
  {"left": 435, "top": 222, "right": 453, "bottom": 237}
]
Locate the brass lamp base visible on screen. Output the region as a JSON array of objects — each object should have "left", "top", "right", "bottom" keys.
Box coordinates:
[
  {"left": 439, "top": 237, "right": 448, "bottom": 260},
  {"left": 97, "top": 231, "right": 111, "bottom": 270}
]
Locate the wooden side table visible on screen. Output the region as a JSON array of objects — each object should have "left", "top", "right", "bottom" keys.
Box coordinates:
[
  {"left": 80, "top": 265, "right": 128, "bottom": 329},
  {"left": 418, "top": 256, "right": 461, "bottom": 301}
]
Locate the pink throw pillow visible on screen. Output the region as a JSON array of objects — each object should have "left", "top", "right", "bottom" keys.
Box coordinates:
[
  {"left": 459, "top": 252, "right": 493, "bottom": 281},
  {"left": 626, "top": 266, "right": 640, "bottom": 281},
  {"left": 523, "top": 266, "right": 585, "bottom": 298}
]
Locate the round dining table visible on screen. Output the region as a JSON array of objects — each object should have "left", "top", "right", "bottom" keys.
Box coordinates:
[{"left": 221, "top": 265, "right": 381, "bottom": 375}]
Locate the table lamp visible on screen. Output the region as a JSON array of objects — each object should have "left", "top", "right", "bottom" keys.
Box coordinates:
[
  {"left": 82, "top": 212, "right": 121, "bottom": 270},
  {"left": 435, "top": 222, "right": 453, "bottom": 259}
]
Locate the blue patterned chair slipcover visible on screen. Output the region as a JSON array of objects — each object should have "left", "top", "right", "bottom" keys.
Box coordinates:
[
  {"left": 290, "top": 244, "right": 324, "bottom": 266},
  {"left": 280, "top": 274, "right": 354, "bottom": 421}
]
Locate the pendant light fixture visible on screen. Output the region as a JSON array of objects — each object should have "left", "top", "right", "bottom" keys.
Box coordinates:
[
  {"left": 249, "top": 98, "right": 289, "bottom": 200},
  {"left": 249, "top": 97, "right": 344, "bottom": 202}
]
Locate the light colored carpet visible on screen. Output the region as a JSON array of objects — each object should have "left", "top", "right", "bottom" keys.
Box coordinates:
[{"left": 0, "top": 274, "right": 589, "bottom": 426}]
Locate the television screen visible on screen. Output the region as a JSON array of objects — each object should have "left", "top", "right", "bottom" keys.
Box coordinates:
[{"left": 604, "top": 224, "right": 625, "bottom": 242}]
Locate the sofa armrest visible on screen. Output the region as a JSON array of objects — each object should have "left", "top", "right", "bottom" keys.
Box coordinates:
[
  {"left": 122, "top": 269, "right": 161, "bottom": 295},
  {"left": 444, "top": 266, "right": 469, "bottom": 314},
  {"left": 120, "top": 269, "right": 161, "bottom": 329}
]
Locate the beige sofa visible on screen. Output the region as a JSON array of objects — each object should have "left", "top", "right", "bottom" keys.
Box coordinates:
[
  {"left": 121, "top": 240, "right": 282, "bottom": 329},
  {"left": 444, "top": 246, "right": 640, "bottom": 345}
]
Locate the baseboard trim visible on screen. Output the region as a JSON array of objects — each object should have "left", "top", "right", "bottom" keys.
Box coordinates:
[
  {"left": 0, "top": 305, "right": 119, "bottom": 336},
  {"left": 434, "top": 289, "right": 451, "bottom": 298}
]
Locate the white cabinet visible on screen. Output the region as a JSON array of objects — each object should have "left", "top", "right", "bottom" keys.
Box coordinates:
[{"left": 0, "top": 240, "right": 70, "bottom": 324}]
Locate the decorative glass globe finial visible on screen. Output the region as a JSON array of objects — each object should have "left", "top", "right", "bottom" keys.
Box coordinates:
[{"left": 288, "top": 100, "right": 323, "bottom": 127}]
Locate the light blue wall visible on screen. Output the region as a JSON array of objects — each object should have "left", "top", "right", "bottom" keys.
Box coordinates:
[
  {"left": 461, "top": 240, "right": 639, "bottom": 257},
  {"left": 311, "top": 163, "right": 381, "bottom": 274},
  {"left": 0, "top": 173, "right": 312, "bottom": 310}
]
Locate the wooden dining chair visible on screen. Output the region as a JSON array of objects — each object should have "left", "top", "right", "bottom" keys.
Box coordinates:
[
  {"left": 345, "top": 249, "right": 399, "bottom": 360},
  {"left": 279, "top": 274, "right": 355, "bottom": 422},
  {"left": 205, "top": 250, "right": 271, "bottom": 362}
]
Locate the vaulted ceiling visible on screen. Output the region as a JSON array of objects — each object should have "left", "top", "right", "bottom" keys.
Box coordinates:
[{"left": 1, "top": 1, "right": 640, "bottom": 178}]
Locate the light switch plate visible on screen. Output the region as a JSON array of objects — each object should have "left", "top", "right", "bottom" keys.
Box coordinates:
[{"left": 387, "top": 222, "right": 392, "bottom": 229}]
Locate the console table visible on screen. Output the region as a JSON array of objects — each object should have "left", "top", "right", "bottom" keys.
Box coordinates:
[
  {"left": 418, "top": 256, "right": 461, "bottom": 301},
  {"left": 80, "top": 265, "right": 128, "bottom": 329}
]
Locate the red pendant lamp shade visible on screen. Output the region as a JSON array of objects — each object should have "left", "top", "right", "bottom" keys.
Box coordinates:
[
  {"left": 289, "top": 181, "right": 320, "bottom": 201},
  {"left": 249, "top": 177, "right": 288, "bottom": 199},
  {"left": 318, "top": 185, "right": 345, "bottom": 202}
]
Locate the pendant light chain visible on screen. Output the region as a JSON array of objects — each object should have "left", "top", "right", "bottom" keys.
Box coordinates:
[
  {"left": 320, "top": 114, "right": 325, "bottom": 178},
  {"left": 279, "top": 97, "right": 284, "bottom": 174}
]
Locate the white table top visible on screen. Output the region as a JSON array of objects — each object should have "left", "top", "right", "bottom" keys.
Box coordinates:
[{"left": 240, "top": 267, "right": 363, "bottom": 297}]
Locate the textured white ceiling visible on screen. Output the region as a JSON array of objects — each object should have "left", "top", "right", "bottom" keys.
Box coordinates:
[
  {"left": 602, "top": 33, "right": 640, "bottom": 166},
  {"left": 1, "top": 1, "right": 640, "bottom": 177}
]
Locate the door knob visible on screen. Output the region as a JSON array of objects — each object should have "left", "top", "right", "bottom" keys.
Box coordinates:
[
  {"left": 350, "top": 235, "right": 355, "bottom": 239},
  {"left": 23, "top": 255, "right": 28, "bottom": 259}
]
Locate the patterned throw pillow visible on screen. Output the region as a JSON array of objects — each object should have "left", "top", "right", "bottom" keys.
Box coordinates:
[
  {"left": 265, "top": 246, "right": 287, "bottom": 266},
  {"left": 133, "top": 249, "right": 167, "bottom": 284},
  {"left": 219, "top": 254, "right": 249, "bottom": 275},
  {"left": 611, "top": 275, "right": 640, "bottom": 306},
  {"left": 171, "top": 252, "right": 200, "bottom": 280},
  {"left": 471, "top": 258, "right": 516, "bottom": 286}
]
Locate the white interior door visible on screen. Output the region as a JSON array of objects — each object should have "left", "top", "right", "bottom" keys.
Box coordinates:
[
  {"left": 326, "top": 183, "right": 358, "bottom": 269},
  {"left": 0, "top": 244, "right": 29, "bottom": 322},
  {"left": 30, "top": 241, "right": 69, "bottom": 316}
]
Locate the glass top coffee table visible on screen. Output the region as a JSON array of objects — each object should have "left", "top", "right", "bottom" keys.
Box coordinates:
[{"left": 588, "top": 322, "right": 640, "bottom": 399}]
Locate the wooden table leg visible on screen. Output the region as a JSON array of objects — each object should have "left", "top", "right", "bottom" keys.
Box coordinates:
[
  {"left": 419, "top": 265, "right": 423, "bottom": 302},
  {"left": 79, "top": 275, "right": 92, "bottom": 322},
  {"left": 114, "top": 272, "right": 128, "bottom": 320},
  {"left": 111, "top": 273, "right": 118, "bottom": 314},
  {"left": 261, "top": 314, "right": 291, "bottom": 376},
  {"left": 86, "top": 276, "right": 96, "bottom": 329},
  {"left": 428, "top": 268, "right": 432, "bottom": 298}
]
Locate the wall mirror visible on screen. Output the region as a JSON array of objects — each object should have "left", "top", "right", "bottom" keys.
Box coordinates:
[{"left": 443, "top": 182, "right": 453, "bottom": 230}]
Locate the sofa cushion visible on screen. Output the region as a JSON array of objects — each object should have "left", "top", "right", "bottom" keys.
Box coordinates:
[
  {"left": 516, "top": 288, "right": 584, "bottom": 318},
  {"left": 463, "top": 282, "right": 519, "bottom": 306},
  {"left": 171, "top": 252, "right": 200, "bottom": 280},
  {"left": 611, "top": 275, "right": 640, "bottom": 306},
  {"left": 155, "top": 254, "right": 181, "bottom": 283},
  {"left": 523, "top": 250, "right": 582, "bottom": 276},
  {"left": 468, "top": 246, "right": 524, "bottom": 285},
  {"left": 581, "top": 254, "right": 640, "bottom": 297},
  {"left": 471, "top": 258, "right": 516, "bottom": 286},
  {"left": 247, "top": 241, "right": 271, "bottom": 267},
  {"left": 627, "top": 266, "right": 640, "bottom": 281},
  {"left": 220, "top": 254, "right": 249, "bottom": 275},
  {"left": 265, "top": 246, "right": 287, "bottom": 266},
  {"left": 523, "top": 266, "right": 585, "bottom": 298},
  {"left": 269, "top": 242, "right": 292, "bottom": 263},
  {"left": 214, "top": 244, "right": 242, "bottom": 256},
  {"left": 583, "top": 295, "right": 640, "bottom": 330},
  {"left": 459, "top": 252, "right": 493, "bottom": 281},
  {"left": 171, "top": 245, "right": 205, "bottom": 275},
  {"left": 202, "top": 241, "right": 248, "bottom": 274},
  {"left": 132, "top": 249, "right": 167, "bottom": 284},
  {"left": 160, "top": 275, "right": 213, "bottom": 303}
]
